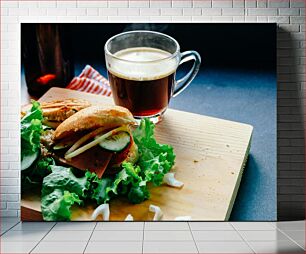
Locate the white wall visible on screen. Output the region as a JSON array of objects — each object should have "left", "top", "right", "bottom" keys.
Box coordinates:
[{"left": 1, "top": 0, "right": 305, "bottom": 218}]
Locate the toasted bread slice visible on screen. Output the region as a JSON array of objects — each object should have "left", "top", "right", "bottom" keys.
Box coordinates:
[
  {"left": 40, "top": 98, "right": 92, "bottom": 122},
  {"left": 21, "top": 98, "right": 92, "bottom": 128}
]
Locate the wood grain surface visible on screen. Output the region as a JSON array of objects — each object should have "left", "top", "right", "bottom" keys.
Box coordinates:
[{"left": 21, "top": 87, "right": 253, "bottom": 221}]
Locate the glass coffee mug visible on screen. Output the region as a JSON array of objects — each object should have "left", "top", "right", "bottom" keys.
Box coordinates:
[{"left": 104, "top": 30, "right": 201, "bottom": 123}]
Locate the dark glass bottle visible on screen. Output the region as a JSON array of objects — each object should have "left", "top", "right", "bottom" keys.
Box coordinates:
[{"left": 21, "top": 24, "right": 74, "bottom": 97}]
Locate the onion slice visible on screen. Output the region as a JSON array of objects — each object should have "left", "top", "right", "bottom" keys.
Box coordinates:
[
  {"left": 91, "top": 204, "right": 110, "bottom": 221},
  {"left": 163, "top": 172, "right": 184, "bottom": 188},
  {"left": 65, "top": 125, "right": 127, "bottom": 160},
  {"left": 175, "top": 216, "right": 192, "bottom": 221},
  {"left": 125, "top": 214, "right": 133, "bottom": 221},
  {"left": 149, "top": 204, "right": 163, "bottom": 221},
  {"left": 66, "top": 127, "right": 106, "bottom": 155}
]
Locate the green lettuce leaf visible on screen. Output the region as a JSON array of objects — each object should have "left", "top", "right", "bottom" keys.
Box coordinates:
[
  {"left": 127, "top": 185, "right": 150, "bottom": 204},
  {"left": 41, "top": 189, "right": 82, "bottom": 221},
  {"left": 85, "top": 171, "right": 112, "bottom": 205},
  {"left": 21, "top": 157, "right": 54, "bottom": 191},
  {"left": 21, "top": 100, "right": 43, "bottom": 125},
  {"left": 42, "top": 166, "right": 88, "bottom": 198},
  {"left": 21, "top": 101, "right": 43, "bottom": 156},
  {"left": 133, "top": 118, "right": 176, "bottom": 186},
  {"left": 21, "top": 101, "right": 43, "bottom": 170},
  {"left": 41, "top": 166, "right": 89, "bottom": 221},
  {"left": 105, "top": 162, "right": 149, "bottom": 204}
]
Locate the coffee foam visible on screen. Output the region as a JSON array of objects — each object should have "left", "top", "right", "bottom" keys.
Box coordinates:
[{"left": 107, "top": 47, "right": 178, "bottom": 81}]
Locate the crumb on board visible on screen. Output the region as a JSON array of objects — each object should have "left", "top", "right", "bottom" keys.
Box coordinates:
[
  {"left": 193, "top": 159, "right": 199, "bottom": 163},
  {"left": 226, "top": 144, "right": 230, "bottom": 147},
  {"left": 231, "top": 172, "right": 235, "bottom": 175}
]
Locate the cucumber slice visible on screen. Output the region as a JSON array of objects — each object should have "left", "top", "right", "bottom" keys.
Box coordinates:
[
  {"left": 53, "top": 141, "right": 74, "bottom": 150},
  {"left": 21, "top": 150, "right": 39, "bottom": 171},
  {"left": 98, "top": 131, "right": 130, "bottom": 152}
]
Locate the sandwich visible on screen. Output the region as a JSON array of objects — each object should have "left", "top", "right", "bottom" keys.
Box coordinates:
[
  {"left": 50, "top": 105, "right": 139, "bottom": 178},
  {"left": 21, "top": 100, "right": 176, "bottom": 221}
]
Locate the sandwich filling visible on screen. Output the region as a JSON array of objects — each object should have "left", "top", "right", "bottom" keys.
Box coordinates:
[{"left": 51, "top": 125, "right": 138, "bottom": 178}]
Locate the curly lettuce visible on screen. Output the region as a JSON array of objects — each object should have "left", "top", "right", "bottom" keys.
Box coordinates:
[
  {"left": 21, "top": 157, "right": 54, "bottom": 191},
  {"left": 85, "top": 171, "right": 112, "bottom": 205},
  {"left": 105, "top": 118, "right": 175, "bottom": 204},
  {"left": 41, "top": 189, "right": 82, "bottom": 221},
  {"left": 134, "top": 118, "right": 176, "bottom": 186},
  {"left": 41, "top": 166, "right": 88, "bottom": 221},
  {"left": 21, "top": 101, "right": 43, "bottom": 170},
  {"left": 104, "top": 162, "right": 149, "bottom": 204},
  {"left": 42, "top": 166, "right": 88, "bottom": 198}
]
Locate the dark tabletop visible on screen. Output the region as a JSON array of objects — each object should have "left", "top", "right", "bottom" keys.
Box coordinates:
[{"left": 169, "top": 68, "right": 277, "bottom": 221}]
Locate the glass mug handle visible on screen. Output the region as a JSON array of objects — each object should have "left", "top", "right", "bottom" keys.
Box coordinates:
[{"left": 173, "top": 51, "right": 201, "bottom": 97}]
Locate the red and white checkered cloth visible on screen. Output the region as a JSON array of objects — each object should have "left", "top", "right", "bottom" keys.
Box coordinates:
[{"left": 67, "top": 65, "right": 112, "bottom": 96}]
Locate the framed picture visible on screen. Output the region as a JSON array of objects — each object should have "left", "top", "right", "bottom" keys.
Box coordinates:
[{"left": 20, "top": 23, "right": 276, "bottom": 221}]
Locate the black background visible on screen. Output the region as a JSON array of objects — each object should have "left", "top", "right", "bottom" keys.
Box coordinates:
[
  {"left": 69, "top": 23, "right": 276, "bottom": 70},
  {"left": 22, "top": 23, "right": 276, "bottom": 71}
]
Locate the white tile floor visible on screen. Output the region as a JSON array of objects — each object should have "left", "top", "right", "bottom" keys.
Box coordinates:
[{"left": 0, "top": 218, "right": 304, "bottom": 253}]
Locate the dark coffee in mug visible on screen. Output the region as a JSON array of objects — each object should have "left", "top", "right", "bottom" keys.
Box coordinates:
[
  {"left": 105, "top": 31, "right": 201, "bottom": 123},
  {"left": 107, "top": 47, "right": 176, "bottom": 117}
]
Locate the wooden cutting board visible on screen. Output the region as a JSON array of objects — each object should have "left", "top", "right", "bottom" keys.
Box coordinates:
[{"left": 21, "top": 87, "right": 253, "bottom": 221}]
